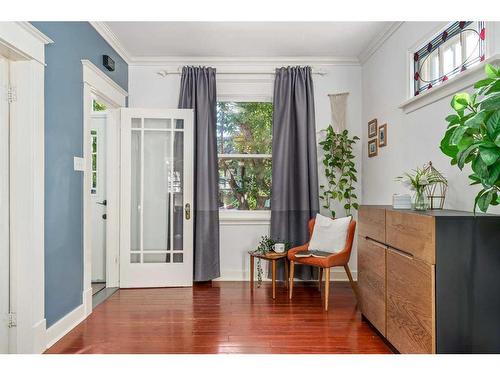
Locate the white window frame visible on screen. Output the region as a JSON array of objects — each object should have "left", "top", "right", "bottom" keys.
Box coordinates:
[
  {"left": 401, "top": 22, "right": 498, "bottom": 114},
  {"left": 216, "top": 99, "right": 273, "bottom": 224}
]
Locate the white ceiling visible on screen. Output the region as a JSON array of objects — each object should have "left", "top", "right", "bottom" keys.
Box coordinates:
[{"left": 104, "top": 22, "right": 394, "bottom": 60}]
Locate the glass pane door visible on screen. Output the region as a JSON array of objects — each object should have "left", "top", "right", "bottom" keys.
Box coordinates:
[{"left": 120, "top": 109, "right": 193, "bottom": 287}]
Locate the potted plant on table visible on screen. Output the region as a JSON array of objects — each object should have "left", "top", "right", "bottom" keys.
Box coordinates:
[{"left": 396, "top": 167, "right": 442, "bottom": 211}]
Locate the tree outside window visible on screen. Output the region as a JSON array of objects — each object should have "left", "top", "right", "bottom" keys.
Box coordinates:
[{"left": 217, "top": 102, "right": 273, "bottom": 210}]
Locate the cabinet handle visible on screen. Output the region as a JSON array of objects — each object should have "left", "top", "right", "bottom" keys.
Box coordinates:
[
  {"left": 388, "top": 247, "right": 414, "bottom": 259},
  {"left": 365, "top": 237, "right": 387, "bottom": 249}
]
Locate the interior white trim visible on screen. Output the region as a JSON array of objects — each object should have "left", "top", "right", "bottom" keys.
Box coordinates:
[
  {"left": 216, "top": 268, "right": 357, "bottom": 281},
  {"left": 219, "top": 210, "right": 271, "bottom": 226},
  {"left": 400, "top": 54, "right": 500, "bottom": 114},
  {"left": 45, "top": 303, "right": 85, "bottom": 349},
  {"left": 129, "top": 56, "right": 360, "bottom": 66},
  {"left": 89, "top": 22, "right": 132, "bottom": 64},
  {"left": 15, "top": 22, "right": 54, "bottom": 45},
  {"left": 82, "top": 60, "right": 128, "bottom": 102},
  {"left": 0, "top": 22, "right": 50, "bottom": 354},
  {"left": 358, "top": 22, "right": 404, "bottom": 65},
  {"left": 82, "top": 60, "right": 127, "bottom": 316}
]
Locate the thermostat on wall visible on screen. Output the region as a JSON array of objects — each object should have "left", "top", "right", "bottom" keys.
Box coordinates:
[{"left": 103, "top": 55, "right": 115, "bottom": 72}]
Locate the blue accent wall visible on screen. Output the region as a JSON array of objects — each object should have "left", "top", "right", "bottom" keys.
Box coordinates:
[{"left": 31, "top": 22, "right": 128, "bottom": 327}]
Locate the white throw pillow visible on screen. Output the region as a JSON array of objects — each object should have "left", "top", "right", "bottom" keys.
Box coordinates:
[{"left": 308, "top": 214, "right": 351, "bottom": 254}]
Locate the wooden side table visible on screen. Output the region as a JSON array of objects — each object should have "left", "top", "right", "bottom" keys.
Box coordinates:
[{"left": 248, "top": 251, "right": 289, "bottom": 299}]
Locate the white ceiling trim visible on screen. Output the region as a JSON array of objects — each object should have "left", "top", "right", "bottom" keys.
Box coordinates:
[
  {"left": 358, "top": 22, "right": 404, "bottom": 65},
  {"left": 128, "top": 55, "right": 360, "bottom": 67},
  {"left": 90, "top": 21, "right": 132, "bottom": 64}
]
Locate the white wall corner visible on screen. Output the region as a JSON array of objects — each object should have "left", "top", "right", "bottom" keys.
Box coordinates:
[
  {"left": 89, "top": 21, "right": 132, "bottom": 64},
  {"left": 45, "top": 304, "right": 85, "bottom": 350},
  {"left": 358, "top": 22, "right": 404, "bottom": 65}
]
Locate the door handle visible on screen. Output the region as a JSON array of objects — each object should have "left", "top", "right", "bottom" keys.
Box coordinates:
[
  {"left": 185, "top": 203, "right": 191, "bottom": 220},
  {"left": 97, "top": 199, "right": 107, "bottom": 206}
]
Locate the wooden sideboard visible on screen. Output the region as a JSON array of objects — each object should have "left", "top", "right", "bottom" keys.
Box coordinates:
[{"left": 358, "top": 205, "right": 500, "bottom": 354}]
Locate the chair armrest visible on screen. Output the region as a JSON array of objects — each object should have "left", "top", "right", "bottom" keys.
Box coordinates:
[{"left": 287, "top": 243, "right": 309, "bottom": 260}]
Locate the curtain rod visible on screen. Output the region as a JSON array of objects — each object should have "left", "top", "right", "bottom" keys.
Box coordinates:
[{"left": 157, "top": 68, "right": 327, "bottom": 77}]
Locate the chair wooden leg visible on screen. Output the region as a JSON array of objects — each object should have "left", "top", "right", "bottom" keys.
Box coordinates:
[
  {"left": 289, "top": 261, "right": 295, "bottom": 299},
  {"left": 250, "top": 255, "right": 254, "bottom": 289},
  {"left": 318, "top": 267, "right": 323, "bottom": 291},
  {"left": 284, "top": 259, "right": 289, "bottom": 289},
  {"left": 324, "top": 267, "right": 330, "bottom": 311},
  {"left": 344, "top": 264, "right": 359, "bottom": 303},
  {"left": 272, "top": 259, "right": 276, "bottom": 299}
]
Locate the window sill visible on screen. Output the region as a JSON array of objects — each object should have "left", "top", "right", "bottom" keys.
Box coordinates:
[
  {"left": 399, "top": 54, "right": 500, "bottom": 114},
  {"left": 219, "top": 210, "right": 271, "bottom": 226}
]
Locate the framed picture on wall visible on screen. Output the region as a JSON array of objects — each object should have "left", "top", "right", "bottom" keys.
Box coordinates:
[
  {"left": 378, "top": 123, "right": 387, "bottom": 147},
  {"left": 368, "top": 139, "right": 378, "bottom": 158},
  {"left": 368, "top": 118, "right": 377, "bottom": 138}
]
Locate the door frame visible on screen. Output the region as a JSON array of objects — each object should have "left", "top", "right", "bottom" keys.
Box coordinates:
[
  {"left": 82, "top": 60, "right": 127, "bottom": 317},
  {"left": 0, "top": 22, "right": 52, "bottom": 353}
]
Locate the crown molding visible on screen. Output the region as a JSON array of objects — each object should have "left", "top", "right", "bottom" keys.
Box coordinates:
[
  {"left": 358, "top": 22, "right": 404, "bottom": 65},
  {"left": 90, "top": 21, "right": 132, "bottom": 64},
  {"left": 16, "top": 22, "right": 53, "bottom": 44},
  {"left": 128, "top": 55, "right": 360, "bottom": 67}
]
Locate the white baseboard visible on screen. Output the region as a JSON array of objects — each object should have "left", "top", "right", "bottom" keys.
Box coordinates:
[
  {"left": 83, "top": 287, "right": 93, "bottom": 317},
  {"left": 45, "top": 304, "right": 85, "bottom": 349},
  {"left": 32, "top": 318, "right": 47, "bottom": 354},
  {"left": 216, "top": 268, "right": 357, "bottom": 282}
]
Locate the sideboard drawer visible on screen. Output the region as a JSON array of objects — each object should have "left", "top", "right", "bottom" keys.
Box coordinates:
[
  {"left": 359, "top": 206, "right": 386, "bottom": 243},
  {"left": 358, "top": 236, "right": 387, "bottom": 336},
  {"left": 386, "top": 209, "right": 435, "bottom": 264}
]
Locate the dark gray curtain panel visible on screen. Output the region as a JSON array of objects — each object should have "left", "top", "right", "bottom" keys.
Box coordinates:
[
  {"left": 178, "top": 66, "right": 220, "bottom": 281},
  {"left": 270, "top": 66, "right": 319, "bottom": 280}
]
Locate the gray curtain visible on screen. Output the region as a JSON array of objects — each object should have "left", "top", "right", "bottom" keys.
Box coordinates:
[
  {"left": 178, "top": 66, "right": 220, "bottom": 281},
  {"left": 270, "top": 66, "right": 319, "bottom": 280}
]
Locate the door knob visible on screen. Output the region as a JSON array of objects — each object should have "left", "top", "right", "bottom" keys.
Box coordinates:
[
  {"left": 185, "top": 203, "right": 191, "bottom": 220},
  {"left": 102, "top": 213, "right": 107, "bottom": 220},
  {"left": 97, "top": 199, "right": 107, "bottom": 206}
]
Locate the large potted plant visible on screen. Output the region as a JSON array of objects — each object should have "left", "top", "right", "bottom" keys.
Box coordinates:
[{"left": 440, "top": 64, "right": 500, "bottom": 213}]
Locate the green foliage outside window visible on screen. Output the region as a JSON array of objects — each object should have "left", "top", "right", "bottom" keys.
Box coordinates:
[{"left": 217, "top": 102, "right": 273, "bottom": 210}]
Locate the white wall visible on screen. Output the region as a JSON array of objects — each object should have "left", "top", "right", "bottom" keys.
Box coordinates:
[
  {"left": 129, "top": 61, "right": 362, "bottom": 280},
  {"left": 362, "top": 22, "right": 500, "bottom": 215}
]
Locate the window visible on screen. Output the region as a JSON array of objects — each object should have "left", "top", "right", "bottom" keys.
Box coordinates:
[
  {"left": 217, "top": 102, "right": 273, "bottom": 210},
  {"left": 90, "top": 130, "right": 98, "bottom": 195},
  {"left": 413, "top": 21, "right": 486, "bottom": 96}
]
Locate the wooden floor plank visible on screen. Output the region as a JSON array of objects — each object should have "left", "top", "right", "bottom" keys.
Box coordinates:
[{"left": 45, "top": 281, "right": 392, "bottom": 354}]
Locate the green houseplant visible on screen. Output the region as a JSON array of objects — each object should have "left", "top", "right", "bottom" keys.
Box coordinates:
[
  {"left": 440, "top": 63, "right": 500, "bottom": 213},
  {"left": 396, "top": 166, "right": 442, "bottom": 211},
  {"left": 319, "top": 126, "right": 359, "bottom": 217},
  {"left": 253, "top": 236, "right": 291, "bottom": 286}
]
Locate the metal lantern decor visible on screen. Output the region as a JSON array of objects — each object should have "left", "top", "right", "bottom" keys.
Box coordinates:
[{"left": 423, "top": 161, "right": 448, "bottom": 209}]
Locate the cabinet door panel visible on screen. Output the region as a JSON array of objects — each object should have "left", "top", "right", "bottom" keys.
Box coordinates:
[
  {"left": 387, "top": 248, "right": 435, "bottom": 353},
  {"left": 359, "top": 206, "right": 386, "bottom": 243},
  {"left": 358, "top": 236, "right": 386, "bottom": 335},
  {"left": 386, "top": 209, "right": 435, "bottom": 264}
]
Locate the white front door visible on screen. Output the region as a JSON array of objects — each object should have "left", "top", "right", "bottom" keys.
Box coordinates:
[
  {"left": 90, "top": 114, "right": 107, "bottom": 283},
  {"left": 0, "top": 55, "right": 10, "bottom": 353},
  {"left": 120, "top": 108, "right": 194, "bottom": 287}
]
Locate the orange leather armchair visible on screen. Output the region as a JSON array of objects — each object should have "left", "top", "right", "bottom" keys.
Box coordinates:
[{"left": 288, "top": 218, "right": 358, "bottom": 311}]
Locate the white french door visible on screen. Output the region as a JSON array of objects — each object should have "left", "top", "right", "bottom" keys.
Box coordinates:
[
  {"left": 120, "top": 108, "right": 194, "bottom": 287},
  {"left": 0, "top": 55, "right": 10, "bottom": 353}
]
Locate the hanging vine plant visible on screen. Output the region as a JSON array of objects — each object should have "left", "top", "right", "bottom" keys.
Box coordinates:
[{"left": 319, "top": 127, "right": 360, "bottom": 218}]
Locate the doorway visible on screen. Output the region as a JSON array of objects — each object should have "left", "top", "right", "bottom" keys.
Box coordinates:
[
  {"left": 0, "top": 54, "right": 11, "bottom": 354},
  {"left": 90, "top": 99, "right": 108, "bottom": 296}
]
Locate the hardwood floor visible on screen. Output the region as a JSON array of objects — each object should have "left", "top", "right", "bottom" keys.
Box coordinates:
[{"left": 45, "top": 281, "right": 392, "bottom": 354}]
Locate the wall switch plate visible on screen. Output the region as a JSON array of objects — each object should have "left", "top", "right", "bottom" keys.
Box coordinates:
[{"left": 74, "top": 157, "right": 85, "bottom": 171}]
